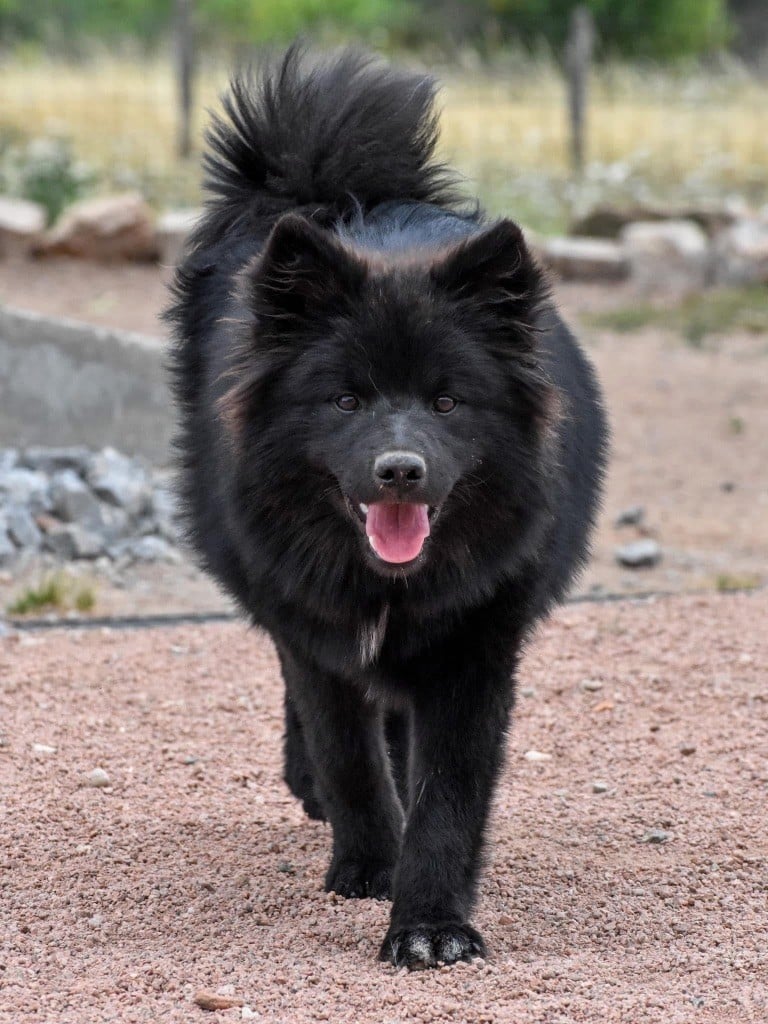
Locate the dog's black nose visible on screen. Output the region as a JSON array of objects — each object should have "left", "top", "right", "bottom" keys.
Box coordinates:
[{"left": 374, "top": 451, "right": 427, "bottom": 489}]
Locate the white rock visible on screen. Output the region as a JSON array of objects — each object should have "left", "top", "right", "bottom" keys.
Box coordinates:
[
  {"left": 86, "top": 767, "right": 111, "bottom": 788},
  {"left": 155, "top": 208, "right": 201, "bottom": 266},
  {"left": 0, "top": 196, "right": 46, "bottom": 258},
  {"left": 712, "top": 218, "right": 768, "bottom": 286},
  {"left": 523, "top": 750, "right": 552, "bottom": 762},
  {"left": 621, "top": 219, "right": 710, "bottom": 295},
  {"left": 541, "top": 236, "right": 629, "bottom": 281}
]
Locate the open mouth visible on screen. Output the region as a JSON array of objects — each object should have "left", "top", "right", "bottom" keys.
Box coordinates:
[{"left": 348, "top": 500, "right": 437, "bottom": 565}]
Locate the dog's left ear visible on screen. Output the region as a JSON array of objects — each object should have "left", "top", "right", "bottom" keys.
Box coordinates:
[{"left": 431, "top": 220, "right": 546, "bottom": 348}]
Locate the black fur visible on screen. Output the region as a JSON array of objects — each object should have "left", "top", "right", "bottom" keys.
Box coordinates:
[{"left": 166, "top": 45, "right": 608, "bottom": 970}]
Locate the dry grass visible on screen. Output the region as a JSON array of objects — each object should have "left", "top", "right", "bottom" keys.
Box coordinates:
[{"left": 1, "top": 54, "right": 767, "bottom": 226}]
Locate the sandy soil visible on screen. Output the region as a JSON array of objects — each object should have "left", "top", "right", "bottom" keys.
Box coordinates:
[
  {"left": 1, "top": 259, "right": 767, "bottom": 619},
  {"left": 1, "top": 589, "right": 766, "bottom": 1023}
]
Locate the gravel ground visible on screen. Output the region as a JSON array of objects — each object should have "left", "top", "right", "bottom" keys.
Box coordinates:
[{"left": 1, "top": 590, "right": 766, "bottom": 1023}]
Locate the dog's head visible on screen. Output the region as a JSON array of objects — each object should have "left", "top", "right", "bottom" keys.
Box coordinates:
[{"left": 222, "top": 213, "right": 556, "bottom": 577}]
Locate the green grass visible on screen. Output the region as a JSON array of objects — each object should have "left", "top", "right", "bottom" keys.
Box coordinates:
[
  {"left": 7, "top": 573, "right": 97, "bottom": 615},
  {"left": 586, "top": 285, "right": 768, "bottom": 343},
  {"left": 714, "top": 572, "right": 762, "bottom": 592},
  {"left": 0, "top": 54, "right": 767, "bottom": 229}
]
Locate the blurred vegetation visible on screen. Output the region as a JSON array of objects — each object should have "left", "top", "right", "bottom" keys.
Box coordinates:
[
  {"left": 0, "top": 0, "right": 733, "bottom": 59},
  {"left": 587, "top": 286, "right": 768, "bottom": 344}
]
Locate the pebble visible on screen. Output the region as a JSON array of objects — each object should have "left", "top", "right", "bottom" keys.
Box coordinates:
[
  {"left": 640, "top": 828, "right": 671, "bottom": 844},
  {"left": 580, "top": 678, "right": 604, "bottom": 692},
  {"left": 85, "top": 767, "right": 111, "bottom": 788},
  {"left": 592, "top": 780, "right": 610, "bottom": 793},
  {"left": 32, "top": 743, "right": 57, "bottom": 755},
  {"left": 615, "top": 539, "right": 662, "bottom": 568},
  {"left": 679, "top": 743, "right": 697, "bottom": 756},
  {"left": 614, "top": 504, "right": 645, "bottom": 527},
  {"left": 523, "top": 750, "right": 552, "bottom": 762},
  {"left": 194, "top": 990, "right": 243, "bottom": 1011}
]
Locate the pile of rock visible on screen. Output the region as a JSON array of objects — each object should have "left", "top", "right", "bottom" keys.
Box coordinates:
[
  {"left": 0, "top": 446, "right": 183, "bottom": 567},
  {"left": 536, "top": 202, "right": 768, "bottom": 291}
]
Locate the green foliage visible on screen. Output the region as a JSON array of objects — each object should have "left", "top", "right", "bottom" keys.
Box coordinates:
[
  {"left": 7, "top": 573, "right": 97, "bottom": 615},
  {"left": 0, "top": 134, "right": 96, "bottom": 224},
  {"left": 485, "top": 0, "right": 731, "bottom": 58},
  {"left": 0, "top": 0, "right": 732, "bottom": 59},
  {"left": 587, "top": 285, "right": 768, "bottom": 341}
]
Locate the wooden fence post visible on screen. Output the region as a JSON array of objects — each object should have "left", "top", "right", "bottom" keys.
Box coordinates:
[
  {"left": 564, "top": 5, "right": 595, "bottom": 174},
  {"left": 175, "top": 0, "right": 195, "bottom": 160}
]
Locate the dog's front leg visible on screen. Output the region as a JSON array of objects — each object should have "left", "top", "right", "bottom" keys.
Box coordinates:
[
  {"left": 380, "top": 654, "right": 512, "bottom": 969},
  {"left": 282, "top": 649, "right": 404, "bottom": 900}
]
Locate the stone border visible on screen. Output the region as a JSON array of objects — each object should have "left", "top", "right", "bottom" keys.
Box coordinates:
[{"left": 0, "top": 306, "right": 173, "bottom": 462}]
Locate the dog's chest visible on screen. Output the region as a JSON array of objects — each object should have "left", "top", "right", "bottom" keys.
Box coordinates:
[{"left": 358, "top": 604, "right": 389, "bottom": 667}]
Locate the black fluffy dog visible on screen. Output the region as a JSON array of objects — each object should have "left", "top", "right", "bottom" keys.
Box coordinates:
[{"left": 167, "top": 46, "right": 608, "bottom": 969}]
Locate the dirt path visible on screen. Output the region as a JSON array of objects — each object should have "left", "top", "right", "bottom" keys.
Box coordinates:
[{"left": 1, "top": 590, "right": 766, "bottom": 1023}]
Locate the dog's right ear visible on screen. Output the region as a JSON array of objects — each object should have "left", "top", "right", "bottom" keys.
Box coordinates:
[{"left": 243, "top": 214, "right": 366, "bottom": 332}]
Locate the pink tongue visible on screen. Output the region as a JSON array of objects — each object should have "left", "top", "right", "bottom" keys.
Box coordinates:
[{"left": 365, "top": 503, "right": 430, "bottom": 564}]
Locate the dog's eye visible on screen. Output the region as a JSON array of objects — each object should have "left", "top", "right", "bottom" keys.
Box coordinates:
[
  {"left": 335, "top": 394, "right": 360, "bottom": 412},
  {"left": 433, "top": 395, "right": 457, "bottom": 414}
]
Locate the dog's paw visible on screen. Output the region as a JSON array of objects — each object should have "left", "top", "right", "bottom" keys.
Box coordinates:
[
  {"left": 378, "top": 922, "right": 485, "bottom": 969},
  {"left": 324, "top": 857, "right": 394, "bottom": 900}
]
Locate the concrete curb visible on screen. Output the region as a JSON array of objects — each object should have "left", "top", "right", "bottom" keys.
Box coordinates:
[{"left": 0, "top": 306, "right": 173, "bottom": 462}]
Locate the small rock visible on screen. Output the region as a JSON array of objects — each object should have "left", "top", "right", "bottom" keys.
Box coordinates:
[
  {"left": 615, "top": 539, "right": 662, "bottom": 568},
  {"left": 241, "top": 1007, "right": 260, "bottom": 1021},
  {"left": 194, "top": 990, "right": 243, "bottom": 1012},
  {"left": 523, "top": 750, "right": 552, "bottom": 762},
  {"left": 614, "top": 505, "right": 645, "bottom": 528},
  {"left": 0, "top": 468, "right": 50, "bottom": 513},
  {"left": 116, "top": 535, "right": 179, "bottom": 563},
  {"left": 592, "top": 780, "right": 610, "bottom": 794},
  {"left": 85, "top": 767, "right": 111, "bottom": 788},
  {"left": 0, "top": 522, "right": 15, "bottom": 565},
  {"left": 20, "top": 446, "right": 91, "bottom": 476},
  {"left": 32, "top": 743, "right": 57, "bottom": 755},
  {"left": 640, "top": 828, "right": 670, "bottom": 844},
  {"left": 580, "top": 678, "right": 604, "bottom": 692},
  {"left": 679, "top": 743, "right": 697, "bottom": 756},
  {"left": 50, "top": 470, "right": 104, "bottom": 529},
  {"left": 86, "top": 448, "right": 150, "bottom": 516},
  {"left": 5, "top": 505, "right": 42, "bottom": 549},
  {"left": 0, "top": 449, "right": 18, "bottom": 472},
  {"left": 44, "top": 523, "right": 105, "bottom": 560},
  {"left": 0, "top": 196, "right": 46, "bottom": 257}
]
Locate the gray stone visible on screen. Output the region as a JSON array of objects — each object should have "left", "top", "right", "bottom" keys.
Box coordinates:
[
  {"left": 44, "top": 522, "right": 105, "bottom": 560},
  {"left": 712, "top": 217, "right": 768, "bottom": 286},
  {"left": 615, "top": 539, "right": 662, "bottom": 568},
  {"left": 614, "top": 505, "right": 645, "bottom": 528},
  {"left": 118, "top": 535, "right": 179, "bottom": 563},
  {"left": 5, "top": 504, "right": 42, "bottom": 549},
  {"left": 20, "top": 446, "right": 91, "bottom": 475},
  {"left": 0, "top": 518, "right": 15, "bottom": 564},
  {"left": 85, "top": 767, "right": 111, "bottom": 788},
  {"left": 50, "top": 469, "right": 104, "bottom": 529},
  {"left": 540, "top": 236, "right": 629, "bottom": 281},
  {"left": 640, "top": 828, "right": 671, "bottom": 844},
  {"left": 0, "top": 196, "right": 46, "bottom": 258},
  {"left": 621, "top": 220, "right": 710, "bottom": 294},
  {"left": 155, "top": 208, "right": 202, "bottom": 267},
  {"left": 0, "top": 467, "right": 50, "bottom": 512},
  {"left": 86, "top": 448, "right": 150, "bottom": 516},
  {"left": 571, "top": 203, "right": 736, "bottom": 240},
  {"left": 0, "top": 449, "right": 18, "bottom": 472},
  {"left": 150, "top": 486, "right": 181, "bottom": 541},
  {"left": 592, "top": 780, "right": 610, "bottom": 794}
]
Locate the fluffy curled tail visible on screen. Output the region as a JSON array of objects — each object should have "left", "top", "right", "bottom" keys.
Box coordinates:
[{"left": 199, "top": 44, "right": 462, "bottom": 239}]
